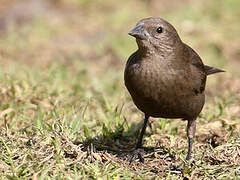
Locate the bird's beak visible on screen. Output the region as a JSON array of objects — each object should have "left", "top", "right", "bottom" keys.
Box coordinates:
[{"left": 128, "top": 24, "right": 147, "bottom": 40}]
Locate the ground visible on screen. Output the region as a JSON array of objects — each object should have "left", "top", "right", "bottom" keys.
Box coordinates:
[{"left": 0, "top": 0, "right": 239, "bottom": 179}]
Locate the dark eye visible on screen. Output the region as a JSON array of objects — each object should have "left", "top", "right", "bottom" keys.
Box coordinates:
[{"left": 156, "top": 27, "right": 163, "bottom": 33}]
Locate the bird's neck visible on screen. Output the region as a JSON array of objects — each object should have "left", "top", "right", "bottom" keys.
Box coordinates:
[{"left": 137, "top": 41, "right": 184, "bottom": 60}]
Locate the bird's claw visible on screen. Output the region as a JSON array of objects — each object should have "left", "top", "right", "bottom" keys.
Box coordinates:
[{"left": 129, "top": 148, "right": 145, "bottom": 164}]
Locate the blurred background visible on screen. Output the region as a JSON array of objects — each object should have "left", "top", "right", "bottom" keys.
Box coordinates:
[{"left": 0, "top": 0, "right": 239, "bottom": 178}]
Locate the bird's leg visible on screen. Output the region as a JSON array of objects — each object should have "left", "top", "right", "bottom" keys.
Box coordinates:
[
  {"left": 130, "top": 115, "right": 149, "bottom": 164},
  {"left": 136, "top": 115, "right": 149, "bottom": 148},
  {"left": 186, "top": 119, "right": 196, "bottom": 160}
]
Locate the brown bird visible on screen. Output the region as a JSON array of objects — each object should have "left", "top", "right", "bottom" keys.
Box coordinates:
[{"left": 124, "top": 17, "right": 224, "bottom": 161}]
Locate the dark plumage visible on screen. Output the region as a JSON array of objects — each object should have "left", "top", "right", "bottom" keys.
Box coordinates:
[{"left": 124, "top": 17, "right": 224, "bottom": 161}]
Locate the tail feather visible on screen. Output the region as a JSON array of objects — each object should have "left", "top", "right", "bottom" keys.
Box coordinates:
[{"left": 204, "top": 65, "right": 225, "bottom": 75}]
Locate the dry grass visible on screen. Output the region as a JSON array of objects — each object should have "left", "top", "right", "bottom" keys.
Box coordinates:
[{"left": 0, "top": 0, "right": 239, "bottom": 179}]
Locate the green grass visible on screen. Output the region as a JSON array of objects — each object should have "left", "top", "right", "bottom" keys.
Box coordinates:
[{"left": 0, "top": 0, "right": 240, "bottom": 179}]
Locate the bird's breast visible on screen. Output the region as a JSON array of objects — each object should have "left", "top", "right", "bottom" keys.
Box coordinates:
[
  {"left": 124, "top": 57, "right": 204, "bottom": 119},
  {"left": 125, "top": 60, "right": 190, "bottom": 98}
]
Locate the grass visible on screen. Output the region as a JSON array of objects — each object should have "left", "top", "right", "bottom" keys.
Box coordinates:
[{"left": 0, "top": 0, "right": 240, "bottom": 179}]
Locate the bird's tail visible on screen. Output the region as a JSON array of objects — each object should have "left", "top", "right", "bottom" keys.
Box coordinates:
[{"left": 204, "top": 65, "right": 225, "bottom": 75}]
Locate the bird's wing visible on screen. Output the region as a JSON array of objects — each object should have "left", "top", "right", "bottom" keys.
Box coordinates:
[
  {"left": 183, "top": 44, "right": 206, "bottom": 94},
  {"left": 183, "top": 43, "right": 205, "bottom": 72},
  {"left": 184, "top": 43, "right": 225, "bottom": 76}
]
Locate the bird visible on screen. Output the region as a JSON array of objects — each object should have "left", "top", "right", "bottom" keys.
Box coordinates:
[{"left": 124, "top": 17, "right": 224, "bottom": 161}]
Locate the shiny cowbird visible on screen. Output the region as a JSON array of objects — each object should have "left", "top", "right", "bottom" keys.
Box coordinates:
[{"left": 124, "top": 17, "right": 224, "bottom": 161}]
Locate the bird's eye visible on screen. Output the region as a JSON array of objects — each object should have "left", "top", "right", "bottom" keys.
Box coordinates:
[{"left": 156, "top": 27, "right": 163, "bottom": 33}]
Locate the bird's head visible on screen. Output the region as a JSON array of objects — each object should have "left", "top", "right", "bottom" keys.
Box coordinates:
[{"left": 128, "top": 17, "right": 182, "bottom": 53}]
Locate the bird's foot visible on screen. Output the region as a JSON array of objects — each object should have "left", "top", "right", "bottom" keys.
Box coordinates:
[
  {"left": 185, "top": 156, "right": 196, "bottom": 166},
  {"left": 129, "top": 148, "right": 145, "bottom": 164},
  {"left": 186, "top": 154, "right": 192, "bottom": 161}
]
